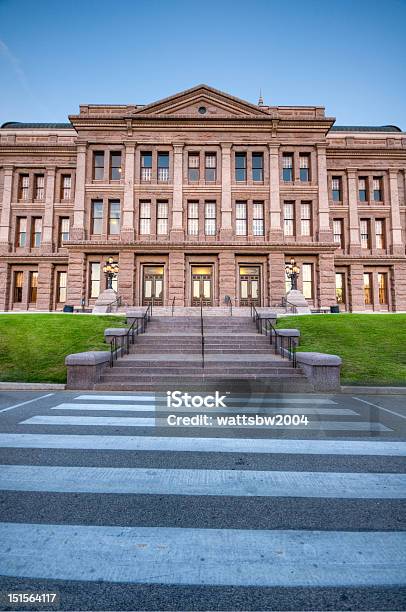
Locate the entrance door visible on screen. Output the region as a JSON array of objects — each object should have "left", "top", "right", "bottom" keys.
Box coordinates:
[
  {"left": 191, "top": 266, "right": 213, "bottom": 306},
  {"left": 143, "top": 266, "right": 164, "bottom": 305},
  {"left": 239, "top": 266, "right": 261, "bottom": 306}
]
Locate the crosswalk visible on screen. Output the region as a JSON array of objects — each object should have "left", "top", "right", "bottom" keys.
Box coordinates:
[{"left": 0, "top": 392, "right": 405, "bottom": 602}]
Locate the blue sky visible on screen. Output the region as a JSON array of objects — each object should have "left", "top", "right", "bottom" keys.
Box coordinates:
[{"left": 0, "top": 0, "right": 405, "bottom": 128}]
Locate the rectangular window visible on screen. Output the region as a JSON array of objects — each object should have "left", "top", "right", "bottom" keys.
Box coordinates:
[
  {"left": 284, "top": 201, "right": 295, "bottom": 237},
  {"left": 158, "top": 152, "right": 169, "bottom": 182},
  {"left": 363, "top": 272, "right": 372, "bottom": 305},
  {"left": 188, "top": 153, "right": 200, "bottom": 182},
  {"left": 302, "top": 263, "right": 313, "bottom": 299},
  {"left": 333, "top": 219, "right": 344, "bottom": 248},
  {"left": 19, "top": 174, "right": 29, "bottom": 201},
  {"left": 360, "top": 218, "right": 370, "bottom": 249},
  {"left": 252, "top": 153, "right": 263, "bottom": 181},
  {"left": 61, "top": 175, "right": 72, "bottom": 200},
  {"left": 29, "top": 271, "right": 38, "bottom": 303},
  {"left": 205, "top": 153, "right": 216, "bottom": 182},
  {"left": 57, "top": 271, "right": 67, "bottom": 303},
  {"left": 373, "top": 177, "right": 383, "bottom": 201},
  {"left": 157, "top": 200, "right": 169, "bottom": 235},
  {"left": 141, "top": 152, "right": 152, "bottom": 181},
  {"left": 299, "top": 154, "right": 310, "bottom": 182},
  {"left": 359, "top": 177, "right": 367, "bottom": 201},
  {"left": 300, "top": 202, "right": 312, "bottom": 236},
  {"left": 378, "top": 272, "right": 388, "bottom": 304},
  {"left": 59, "top": 217, "right": 70, "bottom": 245},
  {"left": 335, "top": 272, "right": 346, "bottom": 304},
  {"left": 108, "top": 200, "right": 120, "bottom": 235},
  {"left": 375, "top": 219, "right": 385, "bottom": 249},
  {"left": 204, "top": 201, "right": 216, "bottom": 236},
  {"left": 13, "top": 271, "right": 23, "bottom": 303},
  {"left": 34, "top": 174, "right": 45, "bottom": 200},
  {"left": 17, "top": 217, "right": 27, "bottom": 247},
  {"left": 282, "top": 154, "right": 293, "bottom": 181},
  {"left": 252, "top": 201, "right": 264, "bottom": 236},
  {"left": 235, "top": 152, "right": 247, "bottom": 182},
  {"left": 332, "top": 176, "right": 342, "bottom": 201},
  {"left": 139, "top": 201, "right": 151, "bottom": 235},
  {"left": 236, "top": 201, "right": 247, "bottom": 236},
  {"left": 187, "top": 201, "right": 199, "bottom": 235},
  {"left": 93, "top": 151, "right": 104, "bottom": 180},
  {"left": 90, "top": 263, "right": 101, "bottom": 298},
  {"left": 91, "top": 200, "right": 103, "bottom": 234},
  {"left": 32, "top": 217, "right": 42, "bottom": 247},
  {"left": 110, "top": 152, "right": 122, "bottom": 180}
]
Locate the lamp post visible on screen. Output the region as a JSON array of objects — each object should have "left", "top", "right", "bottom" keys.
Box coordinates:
[
  {"left": 285, "top": 257, "right": 300, "bottom": 291},
  {"left": 103, "top": 257, "right": 119, "bottom": 290}
]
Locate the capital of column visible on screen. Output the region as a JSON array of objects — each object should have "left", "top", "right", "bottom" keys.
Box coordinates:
[
  {"left": 268, "top": 144, "right": 279, "bottom": 154},
  {"left": 3, "top": 164, "right": 14, "bottom": 173},
  {"left": 173, "top": 143, "right": 184, "bottom": 154},
  {"left": 125, "top": 141, "right": 136, "bottom": 151},
  {"left": 221, "top": 142, "right": 232, "bottom": 152}
]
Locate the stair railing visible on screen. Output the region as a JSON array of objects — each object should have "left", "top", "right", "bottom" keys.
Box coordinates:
[
  {"left": 200, "top": 298, "right": 205, "bottom": 369},
  {"left": 171, "top": 296, "right": 175, "bottom": 316},
  {"left": 281, "top": 296, "right": 298, "bottom": 314},
  {"left": 251, "top": 301, "right": 296, "bottom": 368},
  {"left": 110, "top": 303, "right": 152, "bottom": 367}
]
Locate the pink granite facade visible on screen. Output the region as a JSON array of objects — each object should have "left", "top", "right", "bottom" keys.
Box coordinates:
[{"left": 0, "top": 85, "right": 405, "bottom": 312}]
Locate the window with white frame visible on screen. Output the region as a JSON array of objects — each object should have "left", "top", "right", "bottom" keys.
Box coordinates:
[
  {"left": 205, "top": 153, "right": 216, "bottom": 182},
  {"left": 61, "top": 175, "right": 72, "bottom": 200},
  {"left": 139, "top": 201, "right": 151, "bottom": 235},
  {"left": 204, "top": 201, "right": 216, "bottom": 236},
  {"left": 91, "top": 200, "right": 103, "bottom": 235},
  {"left": 333, "top": 219, "right": 344, "bottom": 248},
  {"left": 141, "top": 152, "right": 152, "bottom": 181},
  {"left": 108, "top": 200, "right": 121, "bottom": 235},
  {"left": 360, "top": 218, "right": 370, "bottom": 248},
  {"left": 32, "top": 217, "right": 42, "bottom": 247},
  {"left": 282, "top": 154, "right": 293, "bottom": 181},
  {"left": 188, "top": 153, "right": 200, "bottom": 182},
  {"left": 110, "top": 152, "right": 122, "bottom": 181},
  {"left": 19, "top": 174, "right": 29, "bottom": 201},
  {"left": 59, "top": 218, "right": 70, "bottom": 245},
  {"left": 93, "top": 152, "right": 104, "bottom": 180},
  {"left": 302, "top": 263, "right": 313, "bottom": 299},
  {"left": 90, "top": 263, "right": 101, "bottom": 298},
  {"left": 359, "top": 177, "right": 367, "bottom": 201},
  {"left": 335, "top": 272, "right": 345, "bottom": 304},
  {"left": 375, "top": 219, "right": 385, "bottom": 249},
  {"left": 17, "top": 217, "right": 27, "bottom": 247},
  {"left": 158, "top": 152, "right": 169, "bottom": 182},
  {"left": 332, "top": 176, "right": 342, "bottom": 201},
  {"left": 35, "top": 174, "right": 45, "bottom": 200},
  {"left": 252, "top": 153, "right": 264, "bottom": 181},
  {"left": 373, "top": 177, "right": 383, "bottom": 201},
  {"left": 236, "top": 201, "right": 247, "bottom": 236},
  {"left": 235, "top": 153, "right": 247, "bottom": 182},
  {"left": 157, "top": 201, "right": 169, "bottom": 235},
  {"left": 299, "top": 154, "right": 310, "bottom": 182},
  {"left": 57, "top": 271, "right": 67, "bottom": 303},
  {"left": 300, "top": 202, "right": 312, "bottom": 236},
  {"left": 378, "top": 272, "right": 388, "bottom": 304},
  {"left": 188, "top": 201, "right": 199, "bottom": 235},
  {"left": 284, "top": 201, "right": 295, "bottom": 236},
  {"left": 252, "top": 201, "right": 264, "bottom": 236}
]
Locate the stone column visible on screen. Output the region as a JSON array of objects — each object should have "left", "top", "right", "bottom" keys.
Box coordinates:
[
  {"left": 316, "top": 144, "right": 333, "bottom": 242},
  {"left": 318, "top": 253, "right": 336, "bottom": 307},
  {"left": 168, "top": 251, "right": 185, "bottom": 306},
  {"left": 41, "top": 168, "right": 56, "bottom": 253},
  {"left": 347, "top": 169, "right": 361, "bottom": 255},
  {"left": 66, "top": 251, "right": 86, "bottom": 307},
  {"left": 268, "top": 252, "right": 286, "bottom": 307},
  {"left": 0, "top": 165, "right": 14, "bottom": 253},
  {"left": 220, "top": 143, "right": 233, "bottom": 240},
  {"left": 0, "top": 261, "right": 10, "bottom": 310},
  {"left": 71, "top": 143, "right": 87, "bottom": 240},
  {"left": 389, "top": 170, "right": 403, "bottom": 255},
  {"left": 268, "top": 145, "right": 282, "bottom": 240},
  {"left": 392, "top": 262, "right": 406, "bottom": 311},
  {"left": 218, "top": 251, "right": 236, "bottom": 306},
  {"left": 118, "top": 251, "right": 135, "bottom": 305},
  {"left": 37, "top": 262, "right": 53, "bottom": 310},
  {"left": 349, "top": 263, "right": 364, "bottom": 312},
  {"left": 121, "top": 142, "right": 136, "bottom": 241},
  {"left": 171, "top": 144, "right": 184, "bottom": 240}
]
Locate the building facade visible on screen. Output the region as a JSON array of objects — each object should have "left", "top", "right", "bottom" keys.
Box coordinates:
[{"left": 0, "top": 85, "right": 405, "bottom": 312}]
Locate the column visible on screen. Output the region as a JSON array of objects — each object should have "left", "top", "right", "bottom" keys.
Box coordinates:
[
  {"left": 349, "top": 263, "right": 364, "bottom": 312},
  {"left": 118, "top": 251, "right": 135, "bottom": 305},
  {"left": 392, "top": 262, "right": 406, "bottom": 311},
  {"left": 347, "top": 169, "right": 361, "bottom": 255},
  {"left": 268, "top": 145, "right": 282, "bottom": 240},
  {"left": 168, "top": 251, "right": 185, "bottom": 306},
  {"left": 171, "top": 144, "right": 184, "bottom": 240},
  {"left": 218, "top": 251, "right": 236, "bottom": 306},
  {"left": 318, "top": 253, "right": 336, "bottom": 307},
  {"left": 220, "top": 143, "right": 233, "bottom": 240},
  {"left": 316, "top": 144, "right": 333, "bottom": 242},
  {"left": 268, "top": 252, "right": 286, "bottom": 307},
  {"left": 121, "top": 142, "right": 136, "bottom": 241},
  {"left": 41, "top": 168, "right": 56, "bottom": 253},
  {"left": 0, "top": 165, "right": 13, "bottom": 253},
  {"left": 0, "top": 261, "right": 10, "bottom": 310},
  {"left": 389, "top": 170, "right": 403, "bottom": 255},
  {"left": 66, "top": 251, "right": 86, "bottom": 307},
  {"left": 37, "top": 262, "right": 53, "bottom": 310},
  {"left": 71, "top": 143, "right": 87, "bottom": 240}
]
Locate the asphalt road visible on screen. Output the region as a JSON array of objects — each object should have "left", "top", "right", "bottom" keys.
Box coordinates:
[{"left": 0, "top": 389, "right": 405, "bottom": 611}]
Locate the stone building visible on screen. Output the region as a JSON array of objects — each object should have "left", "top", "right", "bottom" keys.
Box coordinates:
[{"left": 0, "top": 84, "right": 405, "bottom": 312}]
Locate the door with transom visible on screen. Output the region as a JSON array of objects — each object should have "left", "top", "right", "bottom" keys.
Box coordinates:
[
  {"left": 191, "top": 266, "right": 213, "bottom": 306},
  {"left": 142, "top": 265, "right": 164, "bottom": 306},
  {"left": 239, "top": 266, "right": 261, "bottom": 306}
]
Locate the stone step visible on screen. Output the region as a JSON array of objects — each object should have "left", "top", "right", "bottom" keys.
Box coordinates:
[
  {"left": 105, "top": 365, "right": 297, "bottom": 375},
  {"left": 100, "top": 372, "right": 306, "bottom": 383},
  {"left": 95, "top": 380, "right": 313, "bottom": 393}
]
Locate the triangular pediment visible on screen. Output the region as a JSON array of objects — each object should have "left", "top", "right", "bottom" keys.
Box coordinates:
[{"left": 132, "top": 85, "right": 269, "bottom": 119}]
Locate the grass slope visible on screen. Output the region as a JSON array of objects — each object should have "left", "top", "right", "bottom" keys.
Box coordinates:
[
  {"left": 277, "top": 313, "right": 406, "bottom": 385},
  {"left": 0, "top": 314, "right": 126, "bottom": 383}
]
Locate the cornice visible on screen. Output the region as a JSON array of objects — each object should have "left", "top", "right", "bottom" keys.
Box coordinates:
[
  {"left": 0, "top": 146, "right": 76, "bottom": 155},
  {"left": 62, "top": 241, "right": 337, "bottom": 253}
]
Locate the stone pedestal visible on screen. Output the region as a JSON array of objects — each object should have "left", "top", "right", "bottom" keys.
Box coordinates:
[
  {"left": 286, "top": 290, "right": 311, "bottom": 313},
  {"left": 93, "top": 289, "right": 118, "bottom": 313}
]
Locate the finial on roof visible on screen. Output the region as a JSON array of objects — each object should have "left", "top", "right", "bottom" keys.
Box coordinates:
[{"left": 258, "top": 89, "right": 264, "bottom": 107}]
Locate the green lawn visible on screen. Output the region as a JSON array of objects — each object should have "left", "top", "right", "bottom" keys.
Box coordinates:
[
  {"left": 277, "top": 313, "right": 406, "bottom": 386},
  {"left": 0, "top": 314, "right": 126, "bottom": 383}
]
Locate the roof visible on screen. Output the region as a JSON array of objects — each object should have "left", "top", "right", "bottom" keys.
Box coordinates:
[
  {"left": 331, "top": 125, "right": 402, "bottom": 133},
  {"left": 0, "top": 121, "right": 73, "bottom": 129}
]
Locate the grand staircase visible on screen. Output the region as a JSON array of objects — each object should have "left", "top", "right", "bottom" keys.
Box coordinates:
[{"left": 95, "top": 314, "right": 313, "bottom": 392}]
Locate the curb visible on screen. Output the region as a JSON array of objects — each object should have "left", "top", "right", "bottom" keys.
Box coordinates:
[
  {"left": 0, "top": 383, "right": 66, "bottom": 391},
  {"left": 341, "top": 385, "right": 406, "bottom": 395}
]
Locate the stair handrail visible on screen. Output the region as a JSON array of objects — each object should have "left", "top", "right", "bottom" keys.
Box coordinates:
[
  {"left": 200, "top": 298, "right": 205, "bottom": 369},
  {"left": 251, "top": 300, "right": 296, "bottom": 368},
  {"left": 106, "top": 295, "right": 125, "bottom": 313},
  {"left": 281, "top": 296, "right": 298, "bottom": 314},
  {"left": 171, "top": 296, "right": 175, "bottom": 316},
  {"left": 109, "top": 304, "right": 152, "bottom": 367}
]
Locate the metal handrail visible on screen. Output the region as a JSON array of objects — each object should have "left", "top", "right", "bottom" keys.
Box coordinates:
[
  {"left": 251, "top": 301, "right": 296, "bottom": 368},
  {"left": 171, "top": 296, "right": 175, "bottom": 316},
  {"left": 281, "top": 296, "right": 298, "bottom": 314},
  {"left": 200, "top": 298, "right": 205, "bottom": 369},
  {"left": 106, "top": 295, "right": 123, "bottom": 313},
  {"left": 110, "top": 303, "right": 152, "bottom": 366}
]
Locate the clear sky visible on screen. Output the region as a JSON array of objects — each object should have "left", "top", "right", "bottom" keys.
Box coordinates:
[{"left": 0, "top": 0, "right": 405, "bottom": 128}]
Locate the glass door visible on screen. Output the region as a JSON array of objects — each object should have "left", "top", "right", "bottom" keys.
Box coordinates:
[
  {"left": 191, "top": 266, "right": 213, "bottom": 306},
  {"left": 239, "top": 266, "right": 260, "bottom": 306},
  {"left": 143, "top": 266, "right": 164, "bottom": 305}
]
